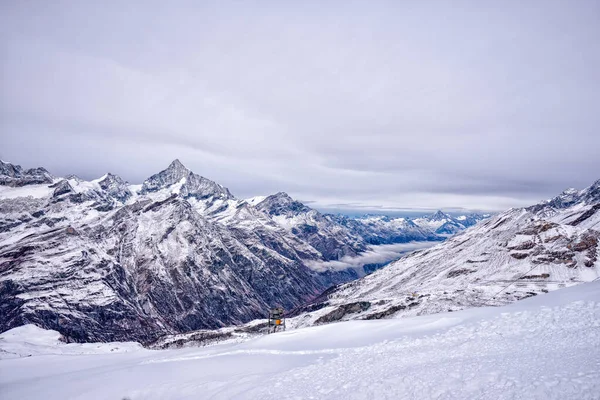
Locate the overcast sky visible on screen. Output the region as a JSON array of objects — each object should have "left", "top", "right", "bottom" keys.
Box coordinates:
[{"left": 1, "top": 1, "right": 599, "bottom": 212}]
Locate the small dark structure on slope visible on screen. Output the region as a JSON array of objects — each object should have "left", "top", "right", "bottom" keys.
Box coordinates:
[{"left": 268, "top": 307, "right": 286, "bottom": 333}]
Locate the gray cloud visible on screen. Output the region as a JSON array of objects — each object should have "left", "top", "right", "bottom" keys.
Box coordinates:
[{"left": 1, "top": 0, "right": 599, "bottom": 212}]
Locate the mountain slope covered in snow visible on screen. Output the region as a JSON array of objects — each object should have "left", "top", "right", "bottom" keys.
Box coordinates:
[{"left": 290, "top": 179, "right": 600, "bottom": 326}]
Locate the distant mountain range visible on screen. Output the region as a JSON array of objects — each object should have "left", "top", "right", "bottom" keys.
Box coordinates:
[
  {"left": 0, "top": 160, "right": 486, "bottom": 343},
  {"left": 288, "top": 178, "right": 600, "bottom": 327}
]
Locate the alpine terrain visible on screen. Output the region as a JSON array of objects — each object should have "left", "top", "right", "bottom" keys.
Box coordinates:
[
  {"left": 289, "top": 179, "right": 600, "bottom": 326},
  {"left": 0, "top": 160, "right": 479, "bottom": 343}
]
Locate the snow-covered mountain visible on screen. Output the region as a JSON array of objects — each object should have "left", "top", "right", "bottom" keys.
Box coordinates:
[
  {"left": 331, "top": 214, "right": 441, "bottom": 245},
  {"left": 289, "top": 179, "right": 600, "bottom": 326},
  {"left": 252, "top": 194, "right": 488, "bottom": 252},
  {"left": 0, "top": 160, "right": 346, "bottom": 343},
  {"left": 412, "top": 210, "right": 488, "bottom": 235},
  {"left": 1, "top": 159, "right": 460, "bottom": 343},
  {"left": 254, "top": 192, "right": 368, "bottom": 261},
  {"left": 0, "top": 161, "right": 53, "bottom": 187}
]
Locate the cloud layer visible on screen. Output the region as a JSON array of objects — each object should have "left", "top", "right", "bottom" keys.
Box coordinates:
[
  {"left": 2, "top": 1, "right": 599, "bottom": 211},
  {"left": 306, "top": 242, "right": 439, "bottom": 272}
]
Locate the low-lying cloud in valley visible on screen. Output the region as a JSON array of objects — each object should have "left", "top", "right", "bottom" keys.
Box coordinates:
[{"left": 306, "top": 242, "right": 438, "bottom": 272}]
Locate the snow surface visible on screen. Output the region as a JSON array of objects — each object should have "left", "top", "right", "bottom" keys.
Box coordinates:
[
  {"left": 244, "top": 195, "right": 267, "bottom": 206},
  {"left": 0, "top": 183, "right": 55, "bottom": 199},
  {"left": 1, "top": 282, "right": 599, "bottom": 399}
]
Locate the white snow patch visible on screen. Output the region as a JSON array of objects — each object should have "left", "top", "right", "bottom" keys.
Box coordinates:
[{"left": 0, "top": 325, "right": 142, "bottom": 359}]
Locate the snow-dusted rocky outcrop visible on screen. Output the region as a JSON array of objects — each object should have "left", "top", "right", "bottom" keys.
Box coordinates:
[
  {"left": 289, "top": 180, "right": 600, "bottom": 327},
  {"left": 0, "top": 160, "right": 53, "bottom": 187}
]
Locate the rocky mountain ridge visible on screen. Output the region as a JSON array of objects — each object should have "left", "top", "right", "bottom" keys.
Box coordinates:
[
  {"left": 0, "top": 161, "right": 53, "bottom": 187},
  {"left": 0, "top": 159, "right": 483, "bottom": 343}
]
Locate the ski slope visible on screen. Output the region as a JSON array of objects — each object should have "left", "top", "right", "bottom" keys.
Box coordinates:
[{"left": 1, "top": 281, "right": 600, "bottom": 400}]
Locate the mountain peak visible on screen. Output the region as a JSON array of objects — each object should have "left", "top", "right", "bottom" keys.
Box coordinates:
[
  {"left": 164, "top": 159, "right": 190, "bottom": 178},
  {"left": 0, "top": 160, "right": 53, "bottom": 187},
  {"left": 256, "top": 192, "right": 312, "bottom": 216},
  {"left": 140, "top": 160, "right": 233, "bottom": 200},
  {"left": 97, "top": 173, "right": 131, "bottom": 202},
  {"left": 168, "top": 159, "right": 187, "bottom": 171},
  {"left": 430, "top": 210, "right": 450, "bottom": 220},
  {"left": 273, "top": 191, "right": 293, "bottom": 200},
  {"left": 0, "top": 160, "right": 23, "bottom": 178},
  {"left": 98, "top": 172, "right": 126, "bottom": 187}
]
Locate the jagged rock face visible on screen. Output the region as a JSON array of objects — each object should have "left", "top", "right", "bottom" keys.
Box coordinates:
[
  {"left": 529, "top": 180, "right": 600, "bottom": 216},
  {"left": 289, "top": 180, "right": 600, "bottom": 328},
  {"left": 582, "top": 180, "right": 600, "bottom": 204},
  {"left": 98, "top": 173, "right": 132, "bottom": 203},
  {"left": 255, "top": 192, "right": 312, "bottom": 215},
  {"left": 429, "top": 210, "right": 451, "bottom": 221},
  {"left": 255, "top": 193, "right": 368, "bottom": 260},
  {"left": 0, "top": 226, "right": 163, "bottom": 343},
  {"left": 0, "top": 161, "right": 53, "bottom": 187},
  {"left": 51, "top": 180, "right": 74, "bottom": 197},
  {"left": 141, "top": 159, "right": 233, "bottom": 201}
]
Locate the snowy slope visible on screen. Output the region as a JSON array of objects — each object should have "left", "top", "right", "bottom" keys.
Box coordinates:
[
  {"left": 1, "top": 281, "right": 599, "bottom": 399},
  {"left": 289, "top": 179, "right": 600, "bottom": 326}
]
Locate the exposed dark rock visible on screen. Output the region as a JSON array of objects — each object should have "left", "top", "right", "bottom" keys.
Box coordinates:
[
  {"left": 362, "top": 303, "right": 418, "bottom": 320},
  {"left": 570, "top": 204, "right": 600, "bottom": 226},
  {"left": 314, "top": 301, "right": 371, "bottom": 324},
  {"left": 508, "top": 241, "right": 536, "bottom": 251},
  {"left": 98, "top": 173, "right": 132, "bottom": 203},
  {"left": 255, "top": 192, "right": 367, "bottom": 261},
  {"left": 510, "top": 253, "right": 529, "bottom": 260},
  {"left": 519, "top": 273, "right": 550, "bottom": 280},
  {"left": 0, "top": 161, "right": 53, "bottom": 187},
  {"left": 447, "top": 268, "right": 475, "bottom": 278},
  {"left": 52, "top": 180, "right": 74, "bottom": 197},
  {"left": 140, "top": 159, "right": 233, "bottom": 201}
]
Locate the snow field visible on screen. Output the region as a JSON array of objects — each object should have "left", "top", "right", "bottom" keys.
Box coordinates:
[{"left": 1, "top": 281, "right": 599, "bottom": 399}]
